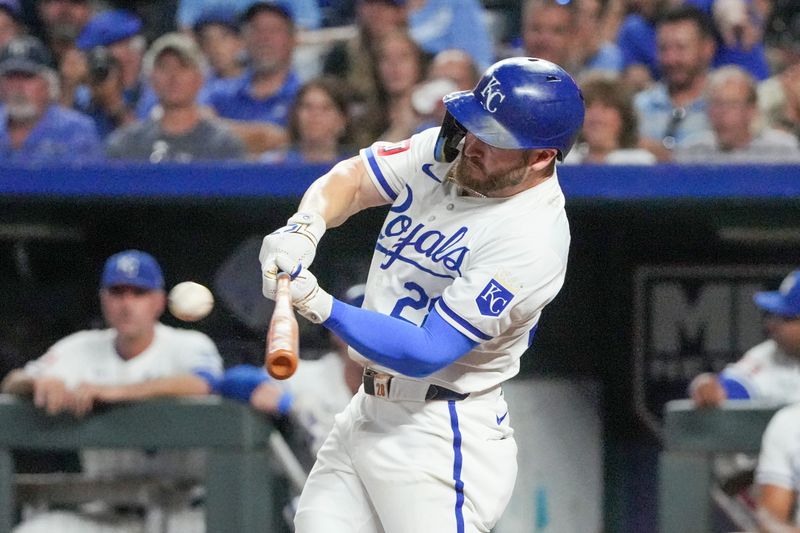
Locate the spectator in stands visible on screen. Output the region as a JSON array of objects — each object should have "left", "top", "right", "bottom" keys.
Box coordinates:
[
  {"left": 217, "top": 283, "right": 366, "bottom": 458},
  {"left": 634, "top": 5, "right": 716, "bottom": 161},
  {"left": 675, "top": 66, "right": 800, "bottom": 163},
  {"left": 410, "top": 77, "right": 457, "bottom": 133},
  {"left": 618, "top": 0, "right": 772, "bottom": 92},
  {"left": 106, "top": 33, "right": 244, "bottom": 162},
  {"left": 703, "top": 0, "right": 771, "bottom": 80},
  {"left": 0, "top": 0, "right": 22, "bottom": 50},
  {"left": 407, "top": 49, "right": 477, "bottom": 133},
  {"left": 427, "top": 48, "right": 480, "bottom": 91},
  {"left": 758, "top": 61, "right": 800, "bottom": 141},
  {"left": 75, "top": 9, "right": 157, "bottom": 124},
  {"left": 177, "top": 0, "right": 322, "bottom": 32},
  {"left": 690, "top": 269, "right": 800, "bottom": 408},
  {"left": 35, "top": 0, "right": 92, "bottom": 61},
  {"left": 755, "top": 402, "right": 800, "bottom": 532},
  {"left": 261, "top": 76, "right": 352, "bottom": 164},
  {"left": 564, "top": 76, "right": 657, "bottom": 164},
  {"left": 616, "top": 0, "right": 669, "bottom": 91},
  {"left": 192, "top": 7, "right": 245, "bottom": 83},
  {"left": 572, "top": 0, "right": 624, "bottom": 79},
  {"left": 1, "top": 249, "right": 222, "bottom": 533},
  {"left": 322, "top": 0, "right": 408, "bottom": 145},
  {"left": 520, "top": 0, "right": 573, "bottom": 73},
  {"left": 406, "top": 0, "right": 494, "bottom": 71},
  {"left": 373, "top": 29, "right": 427, "bottom": 142},
  {"left": 204, "top": 1, "right": 298, "bottom": 156},
  {"left": 0, "top": 36, "right": 102, "bottom": 165}
]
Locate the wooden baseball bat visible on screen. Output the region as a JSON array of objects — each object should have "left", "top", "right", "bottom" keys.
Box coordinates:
[{"left": 265, "top": 272, "right": 299, "bottom": 380}]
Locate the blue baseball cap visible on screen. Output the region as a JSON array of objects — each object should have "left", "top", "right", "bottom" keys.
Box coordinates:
[
  {"left": 193, "top": 6, "right": 240, "bottom": 33},
  {"left": 77, "top": 9, "right": 143, "bottom": 51},
  {"left": 241, "top": 1, "right": 294, "bottom": 24},
  {"left": 0, "top": 37, "right": 54, "bottom": 76},
  {"left": 101, "top": 250, "right": 164, "bottom": 291},
  {"left": 754, "top": 270, "right": 800, "bottom": 318}
]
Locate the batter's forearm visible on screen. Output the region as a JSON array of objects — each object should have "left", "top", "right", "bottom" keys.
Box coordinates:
[
  {"left": 298, "top": 157, "right": 387, "bottom": 229},
  {"left": 323, "top": 300, "right": 477, "bottom": 378}
]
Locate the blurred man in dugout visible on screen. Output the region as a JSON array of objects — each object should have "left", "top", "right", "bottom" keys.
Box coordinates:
[
  {"left": 1, "top": 250, "right": 223, "bottom": 533},
  {"left": 690, "top": 269, "right": 800, "bottom": 407},
  {"left": 0, "top": 35, "right": 103, "bottom": 164}
]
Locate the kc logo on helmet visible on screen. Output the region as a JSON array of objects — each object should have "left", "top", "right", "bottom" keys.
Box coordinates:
[
  {"left": 479, "top": 76, "right": 506, "bottom": 113},
  {"left": 476, "top": 278, "right": 514, "bottom": 317}
]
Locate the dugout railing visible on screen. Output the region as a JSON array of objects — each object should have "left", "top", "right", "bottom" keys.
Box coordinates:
[
  {"left": 0, "top": 394, "right": 279, "bottom": 533},
  {"left": 658, "top": 399, "right": 781, "bottom": 533}
]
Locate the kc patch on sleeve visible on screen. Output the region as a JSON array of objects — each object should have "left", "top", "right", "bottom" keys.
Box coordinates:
[{"left": 476, "top": 279, "right": 514, "bottom": 317}]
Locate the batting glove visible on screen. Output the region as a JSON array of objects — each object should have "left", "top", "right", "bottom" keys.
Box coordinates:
[
  {"left": 261, "top": 212, "right": 326, "bottom": 298},
  {"left": 265, "top": 256, "right": 332, "bottom": 324}
]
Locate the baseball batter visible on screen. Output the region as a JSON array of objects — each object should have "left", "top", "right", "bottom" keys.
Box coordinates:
[{"left": 259, "top": 57, "right": 585, "bottom": 532}]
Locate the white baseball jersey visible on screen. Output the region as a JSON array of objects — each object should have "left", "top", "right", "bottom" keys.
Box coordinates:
[
  {"left": 756, "top": 402, "right": 800, "bottom": 525},
  {"left": 721, "top": 340, "right": 800, "bottom": 403},
  {"left": 355, "top": 127, "right": 570, "bottom": 392},
  {"left": 23, "top": 323, "right": 223, "bottom": 389}
]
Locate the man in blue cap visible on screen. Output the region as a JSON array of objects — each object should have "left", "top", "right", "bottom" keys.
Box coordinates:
[
  {"left": 690, "top": 269, "right": 800, "bottom": 407},
  {"left": 2, "top": 249, "right": 223, "bottom": 415},
  {"left": 204, "top": 1, "right": 300, "bottom": 155},
  {"left": 0, "top": 35, "right": 102, "bottom": 164},
  {"left": 192, "top": 6, "right": 246, "bottom": 83},
  {"left": 1, "top": 250, "right": 223, "bottom": 532},
  {"left": 74, "top": 9, "right": 157, "bottom": 130}
]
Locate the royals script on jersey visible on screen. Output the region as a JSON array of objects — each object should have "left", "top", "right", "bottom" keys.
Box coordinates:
[{"left": 355, "top": 127, "right": 570, "bottom": 392}]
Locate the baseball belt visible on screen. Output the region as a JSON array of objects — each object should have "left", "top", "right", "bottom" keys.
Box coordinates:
[{"left": 362, "top": 367, "right": 469, "bottom": 402}]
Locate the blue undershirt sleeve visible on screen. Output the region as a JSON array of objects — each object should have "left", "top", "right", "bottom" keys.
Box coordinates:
[
  {"left": 322, "top": 299, "right": 479, "bottom": 378},
  {"left": 719, "top": 375, "right": 751, "bottom": 400},
  {"left": 216, "top": 364, "right": 271, "bottom": 402}
]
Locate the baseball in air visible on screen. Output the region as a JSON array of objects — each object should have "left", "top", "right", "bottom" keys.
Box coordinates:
[{"left": 168, "top": 282, "right": 214, "bottom": 322}]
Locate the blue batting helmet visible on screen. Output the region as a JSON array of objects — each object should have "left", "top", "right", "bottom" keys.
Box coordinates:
[{"left": 434, "top": 57, "right": 585, "bottom": 162}]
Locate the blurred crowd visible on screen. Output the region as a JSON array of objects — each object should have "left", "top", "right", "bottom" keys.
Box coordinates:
[{"left": 0, "top": 0, "right": 799, "bottom": 166}]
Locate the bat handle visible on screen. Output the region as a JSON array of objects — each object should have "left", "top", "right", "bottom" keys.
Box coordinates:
[{"left": 266, "top": 272, "right": 299, "bottom": 380}]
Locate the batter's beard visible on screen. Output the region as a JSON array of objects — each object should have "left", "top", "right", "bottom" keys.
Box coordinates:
[{"left": 447, "top": 154, "right": 530, "bottom": 197}]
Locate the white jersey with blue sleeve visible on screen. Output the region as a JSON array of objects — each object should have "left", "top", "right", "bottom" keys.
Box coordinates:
[
  {"left": 720, "top": 340, "right": 800, "bottom": 404},
  {"left": 356, "top": 127, "right": 570, "bottom": 393},
  {"left": 23, "top": 323, "right": 223, "bottom": 389}
]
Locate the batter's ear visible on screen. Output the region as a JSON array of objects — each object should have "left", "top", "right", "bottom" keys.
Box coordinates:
[{"left": 528, "top": 149, "right": 558, "bottom": 172}]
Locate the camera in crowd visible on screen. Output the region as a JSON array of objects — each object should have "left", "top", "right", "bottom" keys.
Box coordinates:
[{"left": 86, "top": 46, "right": 120, "bottom": 84}]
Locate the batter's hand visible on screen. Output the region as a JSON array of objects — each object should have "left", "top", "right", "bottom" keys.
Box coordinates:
[
  {"left": 689, "top": 373, "right": 727, "bottom": 408},
  {"left": 271, "top": 256, "right": 333, "bottom": 324},
  {"left": 261, "top": 212, "right": 326, "bottom": 299}
]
